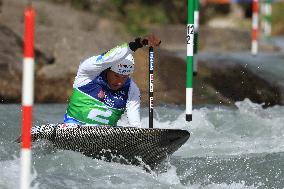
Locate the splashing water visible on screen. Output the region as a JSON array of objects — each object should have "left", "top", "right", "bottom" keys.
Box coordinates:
[{"left": 0, "top": 99, "right": 283, "bottom": 188}]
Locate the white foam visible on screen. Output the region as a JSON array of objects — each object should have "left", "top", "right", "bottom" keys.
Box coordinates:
[
  {"left": 1, "top": 101, "right": 283, "bottom": 188},
  {"left": 0, "top": 159, "right": 20, "bottom": 188},
  {"left": 0, "top": 159, "right": 38, "bottom": 189},
  {"left": 189, "top": 182, "right": 259, "bottom": 189},
  {"left": 131, "top": 99, "right": 284, "bottom": 157}
]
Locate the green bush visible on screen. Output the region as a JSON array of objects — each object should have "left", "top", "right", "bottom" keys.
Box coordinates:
[
  {"left": 271, "top": 2, "right": 284, "bottom": 35},
  {"left": 124, "top": 4, "right": 168, "bottom": 35},
  {"left": 51, "top": 0, "right": 177, "bottom": 35}
]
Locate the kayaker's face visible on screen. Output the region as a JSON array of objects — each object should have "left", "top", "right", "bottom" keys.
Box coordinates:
[{"left": 107, "top": 70, "right": 129, "bottom": 90}]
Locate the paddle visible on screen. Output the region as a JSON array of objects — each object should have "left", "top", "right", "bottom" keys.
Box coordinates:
[{"left": 149, "top": 46, "right": 154, "bottom": 128}]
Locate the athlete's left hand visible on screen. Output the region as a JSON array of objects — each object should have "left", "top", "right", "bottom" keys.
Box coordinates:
[{"left": 143, "top": 34, "right": 161, "bottom": 47}]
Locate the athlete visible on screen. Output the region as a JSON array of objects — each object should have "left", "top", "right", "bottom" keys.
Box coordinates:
[{"left": 64, "top": 34, "right": 161, "bottom": 127}]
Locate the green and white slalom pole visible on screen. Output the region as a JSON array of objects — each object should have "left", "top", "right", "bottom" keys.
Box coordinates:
[
  {"left": 186, "top": 0, "right": 194, "bottom": 122},
  {"left": 263, "top": 0, "right": 272, "bottom": 39},
  {"left": 193, "top": 0, "right": 199, "bottom": 76}
]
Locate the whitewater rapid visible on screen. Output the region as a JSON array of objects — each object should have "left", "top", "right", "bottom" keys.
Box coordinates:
[{"left": 0, "top": 99, "right": 283, "bottom": 188}]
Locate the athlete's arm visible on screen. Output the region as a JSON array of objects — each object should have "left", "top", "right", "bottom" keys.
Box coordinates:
[
  {"left": 126, "top": 81, "right": 142, "bottom": 128},
  {"left": 73, "top": 38, "right": 148, "bottom": 88}
]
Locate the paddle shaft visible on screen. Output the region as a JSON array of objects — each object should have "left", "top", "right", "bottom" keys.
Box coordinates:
[{"left": 149, "top": 47, "right": 154, "bottom": 128}]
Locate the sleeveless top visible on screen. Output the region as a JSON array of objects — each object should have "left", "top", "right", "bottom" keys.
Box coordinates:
[{"left": 65, "top": 71, "right": 131, "bottom": 125}]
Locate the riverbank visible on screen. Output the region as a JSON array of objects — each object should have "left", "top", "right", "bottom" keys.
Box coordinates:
[{"left": 0, "top": 0, "right": 283, "bottom": 107}]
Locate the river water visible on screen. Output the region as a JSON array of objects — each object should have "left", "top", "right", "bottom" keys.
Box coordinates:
[{"left": 0, "top": 99, "right": 283, "bottom": 189}]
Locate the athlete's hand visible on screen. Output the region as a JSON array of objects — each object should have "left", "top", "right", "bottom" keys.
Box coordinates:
[{"left": 142, "top": 34, "right": 161, "bottom": 47}]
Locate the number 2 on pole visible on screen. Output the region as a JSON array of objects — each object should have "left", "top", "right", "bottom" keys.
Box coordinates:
[{"left": 187, "top": 25, "right": 194, "bottom": 44}]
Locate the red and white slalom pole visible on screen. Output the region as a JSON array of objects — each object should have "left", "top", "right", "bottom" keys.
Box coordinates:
[
  {"left": 251, "top": 0, "right": 259, "bottom": 56},
  {"left": 21, "top": 4, "right": 35, "bottom": 189}
]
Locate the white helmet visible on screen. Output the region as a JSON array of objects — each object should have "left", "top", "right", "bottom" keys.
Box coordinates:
[{"left": 110, "top": 54, "right": 135, "bottom": 75}]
